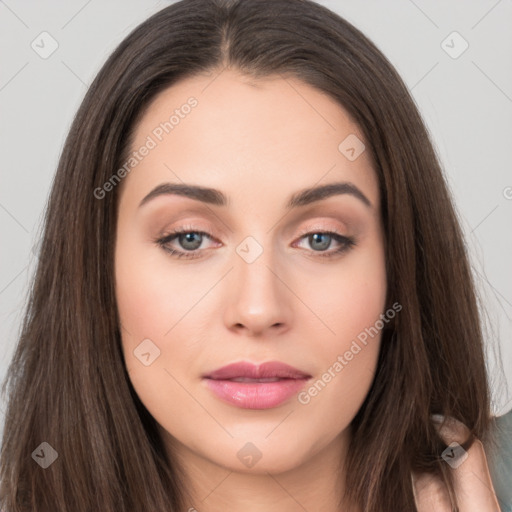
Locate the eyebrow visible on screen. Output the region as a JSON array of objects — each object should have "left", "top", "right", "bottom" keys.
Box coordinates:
[{"left": 138, "top": 181, "right": 372, "bottom": 209}]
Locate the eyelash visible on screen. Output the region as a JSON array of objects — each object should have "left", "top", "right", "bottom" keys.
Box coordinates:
[{"left": 155, "top": 225, "right": 356, "bottom": 260}]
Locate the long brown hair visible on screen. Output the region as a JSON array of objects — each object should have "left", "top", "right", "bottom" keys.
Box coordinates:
[{"left": 0, "top": 0, "right": 494, "bottom": 510}]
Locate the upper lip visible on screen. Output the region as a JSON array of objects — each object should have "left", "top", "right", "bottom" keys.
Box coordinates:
[{"left": 203, "top": 361, "right": 311, "bottom": 380}]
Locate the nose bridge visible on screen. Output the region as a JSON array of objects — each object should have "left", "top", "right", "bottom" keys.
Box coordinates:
[
  {"left": 224, "top": 232, "right": 292, "bottom": 333},
  {"left": 235, "top": 233, "right": 280, "bottom": 301}
]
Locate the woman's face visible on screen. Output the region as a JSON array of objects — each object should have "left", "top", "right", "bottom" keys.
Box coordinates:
[{"left": 115, "top": 69, "right": 387, "bottom": 475}]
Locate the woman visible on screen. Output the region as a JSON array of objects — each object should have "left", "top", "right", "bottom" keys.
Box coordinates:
[{"left": 0, "top": 0, "right": 503, "bottom": 510}]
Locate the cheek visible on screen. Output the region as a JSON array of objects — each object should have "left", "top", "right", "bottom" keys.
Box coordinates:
[
  {"left": 296, "top": 235, "right": 387, "bottom": 419},
  {"left": 114, "top": 229, "right": 194, "bottom": 387},
  {"left": 115, "top": 231, "right": 201, "bottom": 343},
  {"left": 115, "top": 254, "right": 169, "bottom": 339},
  {"left": 297, "top": 298, "right": 386, "bottom": 441},
  {"left": 114, "top": 235, "right": 203, "bottom": 428},
  {"left": 301, "top": 234, "right": 387, "bottom": 346},
  {"left": 298, "top": 340, "right": 381, "bottom": 448}
]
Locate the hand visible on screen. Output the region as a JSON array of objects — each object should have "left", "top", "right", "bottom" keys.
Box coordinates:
[{"left": 413, "top": 416, "right": 502, "bottom": 511}]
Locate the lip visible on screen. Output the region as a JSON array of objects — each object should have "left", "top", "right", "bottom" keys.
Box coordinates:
[{"left": 202, "top": 361, "right": 311, "bottom": 409}]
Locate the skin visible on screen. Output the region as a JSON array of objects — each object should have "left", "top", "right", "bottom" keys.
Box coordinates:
[
  {"left": 114, "top": 69, "right": 500, "bottom": 511},
  {"left": 413, "top": 417, "right": 502, "bottom": 511}
]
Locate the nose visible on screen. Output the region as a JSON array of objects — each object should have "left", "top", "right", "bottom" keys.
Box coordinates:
[{"left": 222, "top": 239, "right": 293, "bottom": 337}]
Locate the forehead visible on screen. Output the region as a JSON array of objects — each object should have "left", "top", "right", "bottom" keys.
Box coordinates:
[{"left": 121, "top": 69, "right": 379, "bottom": 211}]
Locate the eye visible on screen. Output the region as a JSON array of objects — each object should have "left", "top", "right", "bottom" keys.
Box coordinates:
[
  {"left": 154, "top": 227, "right": 356, "bottom": 260},
  {"left": 155, "top": 225, "right": 217, "bottom": 260},
  {"left": 293, "top": 230, "right": 356, "bottom": 258}
]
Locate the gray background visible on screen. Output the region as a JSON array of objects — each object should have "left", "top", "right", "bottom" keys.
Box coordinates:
[{"left": 1, "top": 0, "right": 511, "bottom": 443}]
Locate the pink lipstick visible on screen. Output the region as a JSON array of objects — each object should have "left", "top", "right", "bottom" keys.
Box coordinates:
[{"left": 202, "top": 361, "right": 311, "bottom": 409}]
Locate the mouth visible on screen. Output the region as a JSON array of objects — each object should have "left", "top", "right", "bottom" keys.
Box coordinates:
[
  {"left": 220, "top": 377, "right": 286, "bottom": 382},
  {"left": 202, "top": 361, "right": 311, "bottom": 409}
]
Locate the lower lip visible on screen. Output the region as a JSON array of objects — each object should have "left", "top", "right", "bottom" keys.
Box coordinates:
[{"left": 204, "top": 378, "right": 309, "bottom": 409}]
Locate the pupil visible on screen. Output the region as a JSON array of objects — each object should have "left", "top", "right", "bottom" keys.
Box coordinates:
[
  {"left": 180, "top": 232, "right": 202, "bottom": 250},
  {"left": 310, "top": 233, "right": 330, "bottom": 251}
]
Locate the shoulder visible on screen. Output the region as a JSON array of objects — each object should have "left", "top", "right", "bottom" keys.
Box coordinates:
[{"left": 413, "top": 416, "right": 501, "bottom": 512}]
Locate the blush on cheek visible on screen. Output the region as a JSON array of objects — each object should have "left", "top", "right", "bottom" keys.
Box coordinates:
[
  {"left": 115, "top": 240, "right": 171, "bottom": 334},
  {"left": 308, "top": 281, "right": 386, "bottom": 349}
]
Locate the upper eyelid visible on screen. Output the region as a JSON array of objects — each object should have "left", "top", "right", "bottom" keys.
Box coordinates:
[
  {"left": 159, "top": 225, "right": 350, "bottom": 249},
  {"left": 161, "top": 223, "right": 349, "bottom": 240},
  {"left": 165, "top": 215, "right": 350, "bottom": 234}
]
